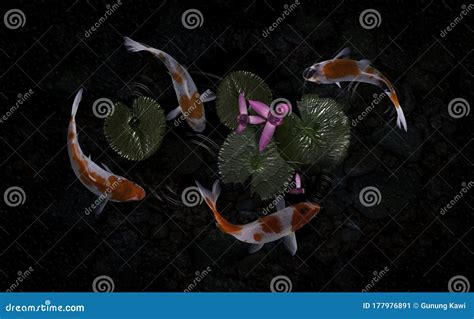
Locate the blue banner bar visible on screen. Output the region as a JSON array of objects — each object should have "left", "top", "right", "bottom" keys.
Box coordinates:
[{"left": 1, "top": 293, "right": 472, "bottom": 318}]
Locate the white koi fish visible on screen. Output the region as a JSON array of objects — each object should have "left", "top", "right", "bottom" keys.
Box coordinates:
[
  {"left": 68, "top": 89, "right": 146, "bottom": 214},
  {"left": 123, "top": 37, "right": 215, "bottom": 132},
  {"left": 303, "top": 48, "right": 407, "bottom": 131},
  {"left": 196, "top": 180, "right": 321, "bottom": 255}
]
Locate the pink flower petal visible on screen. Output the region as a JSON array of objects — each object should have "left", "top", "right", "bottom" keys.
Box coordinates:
[
  {"left": 235, "top": 123, "right": 246, "bottom": 134},
  {"left": 248, "top": 100, "right": 270, "bottom": 118},
  {"left": 258, "top": 122, "right": 276, "bottom": 151},
  {"left": 238, "top": 93, "right": 247, "bottom": 115},
  {"left": 248, "top": 115, "right": 266, "bottom": 125}
]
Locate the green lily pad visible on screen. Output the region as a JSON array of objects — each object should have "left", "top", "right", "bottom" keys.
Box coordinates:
[
  {"left": 104, "top": 97, "right": 166, "bottom": 161},
  {"left": 275, "top": 94, "right": 350, "bottom": 173},
  {"left": 218, "top": 128, "right": 294, "bottom": 200},
  {"left": 216, "top": 71, "right": 272, "bottom": 129}
]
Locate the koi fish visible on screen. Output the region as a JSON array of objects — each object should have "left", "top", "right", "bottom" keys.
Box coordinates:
[
  {"left": 303, "top": 48, "right": 407, "bottom": 131},
  {"left": 196, "top": 180, "right": 320, "bottom": 255},
  {"left": 123, "top": 37, "right": 215, "bottom": 132},
  {"left": 68, "top": 89, "right": 146, "bottom": 214}
]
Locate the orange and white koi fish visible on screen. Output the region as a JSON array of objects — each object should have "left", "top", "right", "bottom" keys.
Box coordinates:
[
  {"left": 68, "top": 89, "right": 146, "bottom": 214},
  {"left": 196, "top": 180, "right": 320, "bottom": 255},
  {"left": 123, "top": 37, "right": 215, "bottom": 132},
  {"left": 303, "top": 48, "right": 407, "bottom": 131}
]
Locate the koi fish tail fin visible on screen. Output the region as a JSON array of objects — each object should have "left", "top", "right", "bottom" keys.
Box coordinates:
[
  {"left": 195, "top": 180, "right": 242, "bottom": 235},
  {"left": 385, "top": 90, "right": 407, "bottom": 132},
  {"left": 123, "top": 37, "right": 168, "bottom": 61},
  {"left": 195, "top": 180, "right": 221, "bottom": 211},
  {"left": 123, "top": 36, "right": 150, "bottom": 53},
  {"left": 71, "top": 88, "right": 83, "bottom": 118}
]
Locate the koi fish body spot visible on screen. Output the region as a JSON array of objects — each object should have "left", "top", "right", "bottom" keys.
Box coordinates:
[
  {"left": 253, "top": 233, "right": 263, "bottom": 242},
  {"left": 259, "top": 215, "right": 283, "bottom": 234}
]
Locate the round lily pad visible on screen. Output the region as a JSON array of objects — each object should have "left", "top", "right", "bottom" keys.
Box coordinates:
[
  {"left": 104, "top": 97, "right": 166, "bottom": 161},
  {"left": 216, "top": 71, "right": 272, "bottom": 129},
  {"left": 275, "top": 94, "right": 350, "bottom": 173},
  {"left": 218, "top": 128, "right": 294, "bottom": 200}
]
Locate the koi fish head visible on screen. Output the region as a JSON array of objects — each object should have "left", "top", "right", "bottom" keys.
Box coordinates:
[
  {"left": 112, "top": 179, "right": 146, "bottom": 201},
  {"left": 291, "top": 202, "right": 321, "bottom": 231},
  {"left": 303, "top": 64, "right": 322, "bottom": 83}
]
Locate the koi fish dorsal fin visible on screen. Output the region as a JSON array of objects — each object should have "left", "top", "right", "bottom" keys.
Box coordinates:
[
  {"left": 358, "top": 59, "right": 371, "bottom": 71},
  {"left": 333, "top": 47, "right": 351, "bottom": 60},
  {"left": 71, "top": 88, "right": 83, "bottom": 117},
  {"left": 101, "top": 163, "right": 113, "bottom": 173}
]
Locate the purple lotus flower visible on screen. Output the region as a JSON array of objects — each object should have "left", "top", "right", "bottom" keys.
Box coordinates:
[
  {"left": 289, "top": 173, "right": 305, "bottom": 195},
  {"left": 235, "top": 93, "right": 266, "bottom": 134},
  {"left": 247, "top": 99, "right": 291, "bottom": 151}
]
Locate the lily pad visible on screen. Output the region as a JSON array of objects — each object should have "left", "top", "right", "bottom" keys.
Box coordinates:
[
  {"left": 216, "top": 71, "right": 272, "bottom": 129},
  {"left": 218, "top": 128, "right": 294, "bottom": 200},
  {"left": 104, "top": 97, "right": 166, "bottom": 161},
  {"left": 275, "top": 94, "right": 350, "bottom": 173}
]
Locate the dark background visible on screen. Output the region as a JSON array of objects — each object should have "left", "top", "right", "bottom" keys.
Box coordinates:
[{"left": 0, "top": 0, "right": 472, "bottom": 292}]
